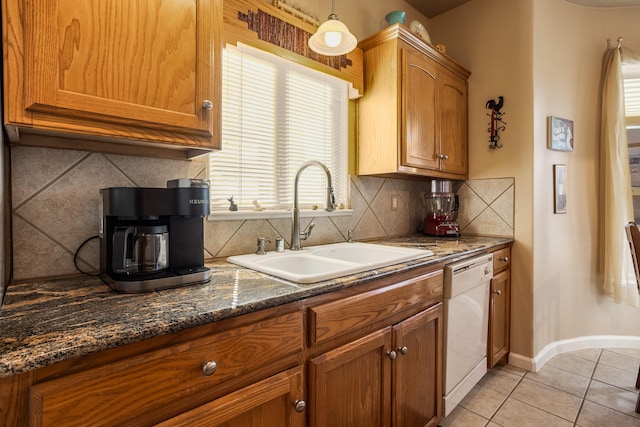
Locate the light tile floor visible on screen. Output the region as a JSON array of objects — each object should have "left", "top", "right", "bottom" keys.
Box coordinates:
[{"left": 439, "top": 348, "right": 640, "bottom": 426}]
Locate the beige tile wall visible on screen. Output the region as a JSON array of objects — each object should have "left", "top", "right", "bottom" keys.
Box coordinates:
[
  {"left": 10, "top": 146, "right": 515, "bottom": 281},
  {"left": 10, "top": 146, "right": 442, "bottom": 281},
  {"left": 456, "top": 178, "right": 515, "bottom": 237}
]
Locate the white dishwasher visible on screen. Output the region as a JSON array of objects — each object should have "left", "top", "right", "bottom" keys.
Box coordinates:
[{"left": 442, "top": 253, "right": 493, "bottom": 417}]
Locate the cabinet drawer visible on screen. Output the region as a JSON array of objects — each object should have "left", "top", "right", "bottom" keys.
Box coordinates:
[
  {"left": 308, "top": 271, "right": 442, "bottom": 346},
  {"left": 30, "top": 312, "right": 303, "bottom": 427},
  {"left": 492, "top": 247, "right": 511, "bottom": 273}
]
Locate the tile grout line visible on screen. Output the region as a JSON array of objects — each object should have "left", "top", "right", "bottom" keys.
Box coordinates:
[
  {"left": 572, "top": 348, "right": 603, "bottom": 426},
  {"left": 486, "top": 368, "right": 528, "bottom": 425},
  {"left": 12, "top": 152, "right": 94, "bottom": 211}
]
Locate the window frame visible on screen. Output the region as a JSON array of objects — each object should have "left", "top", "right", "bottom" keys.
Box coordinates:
[{"left": 207, "top": 43, "right": 352, "bottom": 220}]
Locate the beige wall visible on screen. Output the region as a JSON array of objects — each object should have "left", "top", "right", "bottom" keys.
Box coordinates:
[
  {"left": 429, "top": 0, "right": 535, "bottom": 359},
  {"left": 532, "top": 1, "right": 640, "bottom": 355},
  {"left": 431, "top": 0, "right": 640, "bottom": 359},
  {"left": 285, "top": 0, "right": 430, "bottom": 41}
]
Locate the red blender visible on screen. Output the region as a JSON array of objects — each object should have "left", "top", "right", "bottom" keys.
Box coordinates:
[{"left": 422, "top": 180, "right": 460, "bottom": 237}]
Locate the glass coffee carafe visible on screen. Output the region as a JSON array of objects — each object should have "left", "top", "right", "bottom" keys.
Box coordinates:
[{"left": 111, "top": 225, "right": 168, "bottom": 276}]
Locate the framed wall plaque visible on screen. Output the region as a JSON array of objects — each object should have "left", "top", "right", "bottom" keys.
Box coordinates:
[
  {"left": 554, "top": 164, "right": 567, "bottom": 214},
  {"left": 548, "top": 116, "right": 574, "bottom": 151}
]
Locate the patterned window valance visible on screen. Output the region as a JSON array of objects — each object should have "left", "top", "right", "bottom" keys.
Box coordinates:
[{"left": 223, "top": 0, "right": 363, "bottom": 97}]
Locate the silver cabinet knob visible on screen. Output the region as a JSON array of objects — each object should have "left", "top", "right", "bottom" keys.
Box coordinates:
[
  {"left": 500, "top": 256, "right": 509, "bottom": 262},
  {"left": 201, "top": 360, "right": 217, "bottom": 376},
  {"left": 437, "top": 153, "right": 449, "bottom": 160},
  {"left": 493, "top": 290, "right": 502, "bottom": 296},
  {"left": 387, "top": 350, "right": 397, "bottom": 360},
  {"left": 293, "top": 400, "right": 306, "bottom": 413},
  {"left": 398, "top": 346, "right": 408, "bottom": 355},
  {"left": 202, "top": 100, "right": 214, "bottom": 110}
]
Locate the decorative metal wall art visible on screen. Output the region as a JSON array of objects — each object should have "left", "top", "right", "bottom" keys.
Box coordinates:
[{"left": 486, "top": 96, "right": 506, "bottom": 149}]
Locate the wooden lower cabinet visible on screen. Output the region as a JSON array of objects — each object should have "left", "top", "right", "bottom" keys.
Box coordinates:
[
  {"left": 1, "top": 266, "right": 445, "bottom": 427},
  {"left": 392, "top": 304, "right": 443, "bottom": 427},
  {"left": 156, "top": 366, "right": 306, "bottom": 427},
  {"left": 488, "top": 269, "right": 510, "bottom": 367},
  {"left": 309, "top": 327, "right": 392, "bottom": 427},
  {"left": 308, "top": 303, "right": 443, "bottom": 427},
  {"left": 488, "top": 246, "right": 511, "bottom": 368},
  {"left": 12, "top": 309, "right": 305, "bottom": 427}
]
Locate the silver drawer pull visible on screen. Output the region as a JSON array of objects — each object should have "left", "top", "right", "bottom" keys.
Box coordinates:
[
  {"left": 202, "top": 100, "right": 214, "bottom": 110},
  {"left": 500, "top": 256, "right": 509, "bottom": 262},
  {"left": 387, "top": 350, "right": 397, "bottom": 360},
  {"left": 201, "top": 360, "right": 217, "bottom": 376},
  {"left": 493, "top": 290, "right": 502, "bottom": 295},
  {"left": 293, "top": 400, "right": 307, "bottom": 413},
  {"left": 398, "top": 346, "right": 408, "bottom": 355}
]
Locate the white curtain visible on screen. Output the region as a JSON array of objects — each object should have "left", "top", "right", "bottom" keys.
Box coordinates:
[{"left": 600, "top": 43, "right": 640, "bottom": 306}]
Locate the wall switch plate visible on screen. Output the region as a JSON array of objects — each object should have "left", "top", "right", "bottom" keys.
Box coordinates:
[{"left": 391, "top": 195, "right": 398, "bottom": 211}]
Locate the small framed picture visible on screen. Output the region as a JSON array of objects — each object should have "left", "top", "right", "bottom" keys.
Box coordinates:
[
  {"left": 547, "top": 116, "right": 574, "bottom": 151},
  {"left": 554, "top": 164, "right": 567, "bottom": 214}
]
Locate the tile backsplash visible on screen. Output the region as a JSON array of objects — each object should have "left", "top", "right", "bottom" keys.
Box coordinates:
[
  {"left": 10, "top": 146, "right": 514, "bottom": 282},
  {"left": 456, "top": 178, "right": 515, "bottom": 237}
]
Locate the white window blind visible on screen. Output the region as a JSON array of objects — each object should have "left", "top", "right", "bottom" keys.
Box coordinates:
[
  {"left": 209, "top": 43, "right": 349, "bottom": 212},
  {"left": 625, "top": 77, "right": 640, "bottom": 118},
  {"left": 624, "top": 62, "right": 640, "bottom": 119}
]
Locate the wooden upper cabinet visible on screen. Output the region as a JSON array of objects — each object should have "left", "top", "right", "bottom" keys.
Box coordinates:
[
  {"left": 437, "top": 69, "right": 468, "bottom": 176},
  {"left": 358, "top": 24, "right": 470, "bottom": 180},
  {"left": 402, "top": 47, "right": 439, "bottom": 171},
  {"left": 3, "top": 0, "right": 222, "bottom": 158}
]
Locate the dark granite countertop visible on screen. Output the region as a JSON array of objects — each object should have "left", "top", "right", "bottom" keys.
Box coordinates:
[{"left": 0, "top": 235, "right": 512, "bottom": 377}]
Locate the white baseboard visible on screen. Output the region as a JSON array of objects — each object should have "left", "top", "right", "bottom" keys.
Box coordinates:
[{"left": 508, "top": 335, "right": 640, "bottom": 372}]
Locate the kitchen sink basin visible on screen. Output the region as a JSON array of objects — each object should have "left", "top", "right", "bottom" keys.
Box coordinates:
[{"left": 227, "top": 242, "right": 433, "bottom": 283}]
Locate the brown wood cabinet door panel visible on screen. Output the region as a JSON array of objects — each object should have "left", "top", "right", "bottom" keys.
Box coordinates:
[
  {"left": 488, "top": 270, "right": 510, "bottom": 367},
  {"left": 309, "top": 270, "right": 443, "bottom": 345},
  {"left": 23, "top": 0, "right": 215, "bottom": 136},
  {"left": 308, "top": 327, "right": 392, "bottom": 427},
  {"left": 492, "top": 247, "right": 511, "bottom": 273},
  {"left": 438, "top": 71, "right": 467, "bottom": 175},
  {"left": 401, "top": 47, "right": 439, "bottom": 171},
  {"left": 392, "top": 303, "right": 443, "bottom": 427},
  {"left": 29, "top": 312, "right": 303, "bottom": 426},
  {"left": 155, "top": 366, "right": 305, "bottom": 427}
]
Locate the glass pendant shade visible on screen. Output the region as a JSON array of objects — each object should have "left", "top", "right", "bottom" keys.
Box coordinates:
[{"left": 309, "top": 14, "right": 357, "bottom": 56}]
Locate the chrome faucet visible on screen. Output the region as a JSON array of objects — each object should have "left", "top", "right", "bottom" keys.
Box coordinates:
[{"left": 291, "top": 161, "right": 336, "bottom": 251}]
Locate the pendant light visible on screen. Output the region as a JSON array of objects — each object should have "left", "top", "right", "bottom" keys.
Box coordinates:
[{"left": 308, "top": 0, "right": 357, "bottom": 56}]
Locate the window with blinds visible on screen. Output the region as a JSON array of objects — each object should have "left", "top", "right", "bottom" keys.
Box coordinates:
[
  {"left": 209, "top": 43, "right": 349, "bottom": 213},
  {"left": 625, "top": 61, "right": 640, "bottom": 124}
]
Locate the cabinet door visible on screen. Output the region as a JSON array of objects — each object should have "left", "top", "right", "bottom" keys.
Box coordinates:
[
  {"left": 488, "top": 269, "right": 511, "bottom": 367},
  {"left": 438, "top": 69, "right": 468, "bottom": 175},
  {"left": 392, "top": 303, "right": 443, "bottom": 427},
  {"left": 22, "top": 0, "right": 219, "bottom": 146},
  {"left": 308, "top": 327, "right": 393, "bottom": 427},
  {"left": 156, "top": 366, "right": 306, "bottom": 427},
  {"left": 29, "top": 312, "right": 303, "bottom": 426},
  {"left": 401, "top": 47, "right": 439, "bottom": 171}
]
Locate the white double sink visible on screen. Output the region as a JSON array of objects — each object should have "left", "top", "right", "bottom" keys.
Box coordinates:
[{"left": 227, "top": 242, "right": 433, "bottom": 283}]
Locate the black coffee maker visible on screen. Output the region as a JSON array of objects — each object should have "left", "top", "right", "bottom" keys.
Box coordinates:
[{"left": 100, "top": 179, "right": 211, "bottom": 293}]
